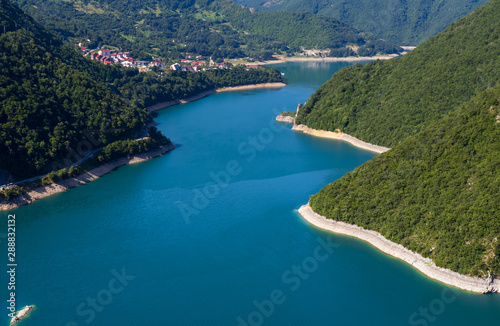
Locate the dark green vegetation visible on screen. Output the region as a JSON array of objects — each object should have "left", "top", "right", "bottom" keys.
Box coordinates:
[
  {"left": 13, "top": 0, "right": 399, "bottom": 60},
  {"left": 0, "top": 0, "right": 150, "bottom": 180},
  {"left": 296, "top": 0, "right": 500, "bottom": 147},
  {"left": 310, "top": 86, "right": 500, "bottom": 277},
  {"left": 0, "top": 0, "right": 282, "bottom": 183},
  {"left": 280, "top": 111, "right": 295, "bottom": 117},
  {"left": 303, "top": 0, "right": 500, "bottom": 278},
  {"left": 115, "top": 66, "right": 282, "bottom": 108},
  {"left": 93, "top": 127, "right": 170, "bottom": 163},
  {"left": 235, "top": 0, "right": 488, "bottom": 45}
]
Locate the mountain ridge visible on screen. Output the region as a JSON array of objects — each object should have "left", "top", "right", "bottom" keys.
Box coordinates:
[{"left": 295, "top": 0, "right": 500, "bottom": 147}]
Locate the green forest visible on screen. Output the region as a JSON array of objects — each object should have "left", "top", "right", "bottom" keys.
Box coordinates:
[
  {"left": 234, "top": 0, "right": 488, "bottom": 45},
  {"left": 113, "top": 66, "right": 282, "bottom": 108},
  {"left": 12, "top": 0, "right": 400, "bottom": 61},
  {"left": 310, "top": 86, "right": 500, "bottom": 277},
  {"left": 296, "top": 0, "right": 500, "bottom": 147},
  {"left": 0, "top": 0, "right": 282, "bottom": 183}
]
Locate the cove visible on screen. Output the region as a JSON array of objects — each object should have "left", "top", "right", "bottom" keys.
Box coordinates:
[{"left": 1, "top": 61, "right": 499, "bottom": 326}]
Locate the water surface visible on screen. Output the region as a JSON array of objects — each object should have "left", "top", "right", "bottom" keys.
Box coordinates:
[{"left": 2, "top": 61, "right": 499, "bottom": 326}]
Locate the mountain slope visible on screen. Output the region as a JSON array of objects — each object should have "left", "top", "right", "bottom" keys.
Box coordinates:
[
  {"left": 1, "top": 0, "right": 287, "bottom": 183},
  {"left": 310, "top": 85, "right": 500, "bottom": 277},
  {"left": 296, "top": 0, "right": 500, "bottom": 147},
  {"left": 235, "top": 0, "right": 488, "bottom": 45},
  {"left": 0, "top": 0, "right": 160, "bottom": 180},
  {"left": 12, "top": 0, "right": 400, "bottom": 60}
]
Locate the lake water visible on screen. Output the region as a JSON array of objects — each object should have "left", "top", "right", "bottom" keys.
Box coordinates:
[{"left": 2, "top": 61, "right": 499, "bottom": 326}]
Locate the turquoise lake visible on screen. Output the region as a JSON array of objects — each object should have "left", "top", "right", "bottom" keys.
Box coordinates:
[{"left": 2, "top": 61, "right": 500, "bottom": 325}]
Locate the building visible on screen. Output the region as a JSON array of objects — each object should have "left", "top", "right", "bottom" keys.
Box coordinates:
[
  {"left": 149, "top": 62, "right": 166, "bottom": 69},
  {"left": 98, "top": 49, "right": 111, "bottom": 58},
  {"left": 170, "top": 63, "right": 181, "bottom": 71},
  {"left": 121, "top": 61, "right": 136, "bottom": 68}
]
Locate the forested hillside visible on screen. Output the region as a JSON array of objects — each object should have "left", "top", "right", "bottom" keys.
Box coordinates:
[
  {"left": 0, "top": 0, "right": 282, "bottom": 181},
  {"left": 0, "top": 0, "right": 152, "bottom": 180},
  {"left": 310, "top": 85, "right": 500, "bottom": 278},
  {"left": 234, "top": 0, "right": 488, "bottom": 45},
  {"left": 13, "top": 0, "right": 399, "bottom": 60},
  {"left": 296, "top": 0, "right": 500, "bottom": 147}
]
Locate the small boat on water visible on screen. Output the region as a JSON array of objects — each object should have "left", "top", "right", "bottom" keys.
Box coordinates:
[{"left": 10, "top": 305, "right": 34, "bottom": 324}]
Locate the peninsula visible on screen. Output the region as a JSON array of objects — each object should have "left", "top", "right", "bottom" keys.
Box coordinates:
[
  {"left": 148, "top": 82, "right": 286, "bottom": 112},
  {"left": 290, "top": 0, "right": 500, "bottom": 286},
  {"left": 276, "top": 109, "right": 390, "bottom": 154},
  {"left": 298, "top": 204, "right": 499, "bottom": 293}
]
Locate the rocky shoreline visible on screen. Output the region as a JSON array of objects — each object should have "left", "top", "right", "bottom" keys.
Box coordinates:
[
  {"left": 298, "top": 203, "right": 500, "bottom": 293},
  {"left": 0, "top": 143, "right": 175, "bottom": 211},
  {"left": 292, "top": 124, "right": 390, "bottom": 154},
  {"left": 148, "top": 82, "right": 286, "bottom": 112},
  {"left": 275, "top": 112, "right": 390, "bottom": 154},
  {"left": 2, "top": 82, "right": 287, "bottom": 211},
  {"left": 254, "top": 54, "right": 400, "bottom": 66},
  {"left": 275, "top": 115, "right": 296, "bottom": 123}
]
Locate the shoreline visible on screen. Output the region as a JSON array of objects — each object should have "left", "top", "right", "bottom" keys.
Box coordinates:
[
  {"left": 298, "top": 203, "right": 500, "bottom": 293},
  {"left": 2, "top": 81, "right": 286, "bottom": 210},
  {"left": 0, "top": 143, "right": 175, "bottom": 211},
  {"left": 252, "top": 55, "right": 398, "bottom": 66},
  {"left": 148, "top": 82, "right": 286, "bottom": 112},
  {"left": 287, "top": 121, "right": 390, "bottom": 154}
]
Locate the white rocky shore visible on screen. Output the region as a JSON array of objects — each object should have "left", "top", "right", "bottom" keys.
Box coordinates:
[
  {"left": 292, "top": 124, "right": 390, "bottom": 154},
  {"left": 1, "top": 143, "right": 175, "bottom": 211},
  {"left": 11, "top": 305, "right": 34, "bottom": 324},
  {"left": 275, "top": 107, "right": 390, "bottom": 154},
  {"left": 275, "top": 115, "right": 296, "bottom": 123},
  {"left": 298, "top": 203, "right": 500, "bottom": 293}
]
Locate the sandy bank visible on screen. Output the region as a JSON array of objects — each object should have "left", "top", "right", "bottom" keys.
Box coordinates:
[
  {"left": 254, "top": 55, "right": 398, "bottom": 65},
  {"left": 148, "top": 82, "right": 286, "bottom": 112},
  {"left": 0, "top": 144, "right": 175, "bottom": 211},
  {"left": 298, "top": 203, "right": 500, "bottom": 293},
  {"left": 217, "top": 82, "right": 286, "bottom": 92},
  {"left": 292, "top": 124, "right": 390, "bottom": 154}
]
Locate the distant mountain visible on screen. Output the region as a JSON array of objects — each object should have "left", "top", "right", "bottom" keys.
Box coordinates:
[
  {"left": 296, "top": 0, "right": 500, "bottom": 147},
  {"left": 234, "top": 0, "right": 488, "bottom": 45},
  {"left": 12, "top": 0, "right": 400, "bottom": 60},
  {"left": 310, "top": 84, "right": 500, "bottom": 278}
]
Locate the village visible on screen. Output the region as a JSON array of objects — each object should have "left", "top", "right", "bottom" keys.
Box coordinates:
[{"left": 76, "top": 43, "right": 243, "bottom": 72}]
